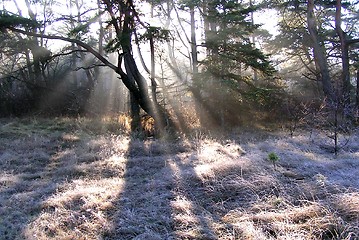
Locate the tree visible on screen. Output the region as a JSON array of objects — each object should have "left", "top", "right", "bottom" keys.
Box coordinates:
[
  {"left": 1, "top": 0, "right": 280, "bottom": 129},
  {"left": 194, "top": 0, "right": 276, "bottom": 126},
  {"left": 307, "top": 0, "right": 334, "bottom": 101},
  {"left": 272, "top": 0, "right": 358, "bottom": 105},
  {"left": 146, "top": 0, "right": 277, "bottom": 127},
  {"left": 335, "top": 0, "right": 359, "bottom": 106},
  {"left": 1, "top": 1, "right": 167, "bottom": 130}
]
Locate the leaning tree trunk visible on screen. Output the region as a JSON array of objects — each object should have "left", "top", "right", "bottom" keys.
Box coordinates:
[
  {"left": 120, "top": 3, "right": 167, "bottom": 132},
  {"left": 102, "top": 0, "right": 164, "bottom": 131},
  {"left": 307, "top": 0, "right": 334, "bottom": 102}
]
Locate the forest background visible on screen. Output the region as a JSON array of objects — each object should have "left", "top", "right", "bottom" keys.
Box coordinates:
[{"left": 0, "top": 0, "right": 357, "bottom": 134}]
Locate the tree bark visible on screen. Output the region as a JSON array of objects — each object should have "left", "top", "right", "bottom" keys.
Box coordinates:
[{"left": 130, "top": 92, "right": 141, "bottom": 130}]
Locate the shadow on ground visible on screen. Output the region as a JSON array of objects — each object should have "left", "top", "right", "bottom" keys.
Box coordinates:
[
  {"left": 1, "top": 119, "right": 358, "bottom": 239},
  {"left": 102, "top": 135, "right": 221, "bottom": 239}
]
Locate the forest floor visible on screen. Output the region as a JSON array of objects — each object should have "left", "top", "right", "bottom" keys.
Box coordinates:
[{"left": 0, "top": 117, "right": 358, "bottom": 240}]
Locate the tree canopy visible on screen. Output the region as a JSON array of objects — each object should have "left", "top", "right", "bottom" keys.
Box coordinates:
[{"left": 0, "top": 0, "right": 358, "bottom": 130}]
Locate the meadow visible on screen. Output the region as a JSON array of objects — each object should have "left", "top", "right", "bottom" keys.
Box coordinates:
[{"left": 0, "top": 117, "right": 358, "bottom": 239}]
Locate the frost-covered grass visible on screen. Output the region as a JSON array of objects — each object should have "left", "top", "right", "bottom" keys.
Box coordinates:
[{"left": 0, "top": 117, "right": 358, "bottom": 239}]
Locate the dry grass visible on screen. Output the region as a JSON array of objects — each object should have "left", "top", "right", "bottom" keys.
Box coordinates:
[{"left": 0, "top": 117, "right": 358, "bottom": 239}]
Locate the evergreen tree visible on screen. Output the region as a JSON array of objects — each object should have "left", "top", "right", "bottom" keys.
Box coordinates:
[
  {"left": 271, "top": 0, "right": 359, "bottom": 103},
  {"left": 189, "top": 0, "right": 276, "bottom": 126}
]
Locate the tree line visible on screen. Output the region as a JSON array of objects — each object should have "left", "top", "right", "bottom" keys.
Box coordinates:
[{"left": 0, "top": 0, "right": 358, "bottom": 132}]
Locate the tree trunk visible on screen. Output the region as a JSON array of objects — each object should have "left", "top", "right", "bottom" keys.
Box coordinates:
[
  {"left": 202, "top": 0, "right": 210, "bottom": 57},
  {"left": 190, "top": 4, "right": 198, "bottom": 75},
  {"left": 307, "top": 0, "right": 334, "bottom": 102},
  {"left": 95, "top": 0, "right": 104, "bottom": 81},
  {"left": 166, "top": 2, "right": 185, "bottom": 82},
  {"left": 149, "top": 30, "right": 157, "bottom": 105},
  {"left": 335, "top": 0, "right": 351, "bottom": 105},
  {"left": 208, "top": 2, "right": 218, "bottom": 57},
  {"left": 120, "top": 4, "right": 166, "bottom": 132},
  {"left": 219, "top": 0, "right": 228, "bottom": 128},
  {"left": 103, "top": 0, "right": 166, "bottom": 131},
  {"left": 250, "top": 0, "right": 258, "bottom": 81},
  {"left": 149, "top": 29, "right": 166, "bottom": 134},
  {"left": 130, "top": 92, "right": 141, "bottom": 130},
  {"left": 24, "top": 0, "right": 41, "bottom": 85}
]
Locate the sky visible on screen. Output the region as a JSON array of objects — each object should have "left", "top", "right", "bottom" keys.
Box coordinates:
[
  {"left": 2, "top": 0, "right": 280, "bottom": 75},
  {"left": 3, "top": 0, "right": 280, "bottom": 37}
]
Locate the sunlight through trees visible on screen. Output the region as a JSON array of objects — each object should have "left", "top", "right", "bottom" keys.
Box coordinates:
[{"left": 0, "top": 0, "right": 358, "bottom": 131}]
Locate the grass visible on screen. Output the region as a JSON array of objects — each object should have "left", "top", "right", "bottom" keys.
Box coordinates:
[{"left": 0, "top": 117, "right": 358, "bottom": 239}]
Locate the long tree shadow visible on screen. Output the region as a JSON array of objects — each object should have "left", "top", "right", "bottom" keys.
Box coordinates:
[
  {"left": 0, "top": 118, "right": 117, "bottom": 239},
  {"left": 101, "top": 126, "right": 359, "bottom": 239},
  {"left": 102, "top": 132, "right": 224, "bottom": 239},
  {"left": 5, "top": 118, "right": 356, "bottom": 239},
  {"left": 1, "top": 118, "right": 218, "bottom": 239},
  {"left": 0, "top": 123, "right": 76, "bottom": 238},
  {"left": 102, "top": 136, "right": 175, "bottom": 239}
]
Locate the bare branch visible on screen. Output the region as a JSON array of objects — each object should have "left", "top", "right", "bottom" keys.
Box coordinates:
[
  {"left": 73, "top": 64, "right": 106, "bottom": 71},
  {"left": 7, "top": 27, "right": 119, "bottom": 74},
  {"left": 347, "top": 38, "right": 359, "bottom": 45}
]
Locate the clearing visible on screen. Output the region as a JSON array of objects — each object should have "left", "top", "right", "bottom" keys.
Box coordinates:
[{"left": 0, "top": 118, "right": 358, "bottom": 239}]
